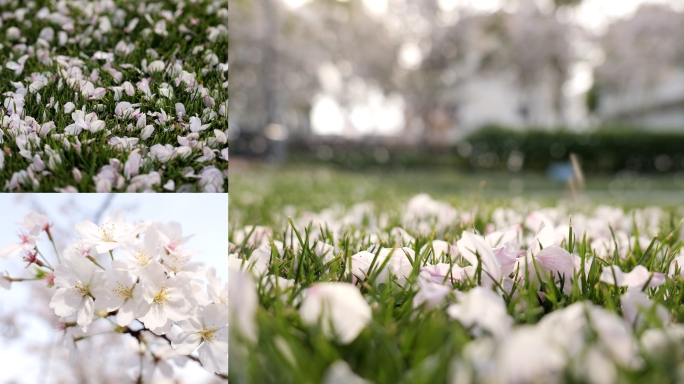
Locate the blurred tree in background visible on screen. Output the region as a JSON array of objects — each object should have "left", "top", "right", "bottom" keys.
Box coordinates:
[
  {"left": 230, "top": 0, "right": 399, "bottom": 138},
  {"left": 230, "top": 0, "right": 684, "bottom": 171}
]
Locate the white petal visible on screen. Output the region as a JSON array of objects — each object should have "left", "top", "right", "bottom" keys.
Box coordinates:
[
  {"left": 299, "top": 282, "right": 371, "bottom": 344},
  {"left": 116, "top": 299, "right": 137, "bottom": 326},
  {"left": 621, "top": 289, "right": 670, "bottom": 327},
  {"left": 204, "top": 303, "right": 228, "bottom": 327},
  {"left": 535, "top": 245, "right": 575, "bottom": 280},
  {"left": 229, "top": 269, "right": 258, "bottom": 342},
  {"left": 457, "top": 232, "right": 501, "bottom": 286},
  {"left": 89, "top": 120, "right": 106, "bottom": 132},
  {"left": 0, "top": 243, "right": 24, "bottom": 260},
  {"left": 77, "top": 296, "right": 95, "bottom": 328},
  {"left": 171, "top": 331, "right": 202, "bottom": 355},
  {"left": 600, "top": 265, "right": 665, "bottom": 288},
  {"left": 140, "top": 303, "right": 167, "bottom": 329},
  {"left": 177, "top": 316, "right": 203, "bottom": 333},
  {"left": 49, "top": 288, "right": 79, "bottom": 317},
  {"left": 323, "top": 361, "right": 369, "bottom": 384},
  {"left": 197, "top": 338, "right": 228, "bottom": 374},
  {"left": 446, "top": 287, "right": 512, "bottom": 338}
]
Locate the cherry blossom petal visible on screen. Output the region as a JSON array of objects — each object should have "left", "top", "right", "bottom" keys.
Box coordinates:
[{"left": 299, "top": 282, "right": 372, "bottom": 344}]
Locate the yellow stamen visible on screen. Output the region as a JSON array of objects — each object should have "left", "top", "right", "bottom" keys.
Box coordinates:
[
  {"left": 100, "top": 223, "right": 116, "bottom": 242},
  {"left": 134, "top": 250, "right": 149, "bottom": 265},
  {"left": 153, "top": 286, "right": 170, "bottom": 305},
  {"left": 199, "top": 326, "right": 218, "bottom": 342},
  {"left": 112, "top": 281, "right": 132, "bottom": 299},
  {"left": 74, "top": 283, "right": 90, "bottom": 296}
]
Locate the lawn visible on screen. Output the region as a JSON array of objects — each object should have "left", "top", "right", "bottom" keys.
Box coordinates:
[
  {"left": 0, "top": 0, "right": 228, "bottom": 192},
  {"left": 230, "top": 160, "right": 684, "bottom": 226},
  {"left": 230, "top": 160, "right": 684, "bottom": 384}
]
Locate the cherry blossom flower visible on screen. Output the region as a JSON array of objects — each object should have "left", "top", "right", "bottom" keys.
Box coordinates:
[
  {"left": 18, "top": 211, "right": 50, "bottom": 232},
  {"left": 75, "top": 210, "right": 146, "bottom": 253},
  {"left": 137, "top": 262, "right": 194, "bottom": 331},
  {"left": 156, "top": 221, "right": 193, "bottom": 254},
  {"left": 49, "top": 247, "right": 108, "bottom": 331},
  {"left": 117, "top": 228, "right": 160, "bottom": 275},
  {"left": 171, "top": 304, "right": 228, "bottom": 374},
  {"left": 0, "top": 226, "right": 40, "bottom": 259},
  {"left": 97, "top": 262, "right": 147, "bottom": 326},
  {"left": 160, "top": 249, "right": 203, "bottom": 279}
]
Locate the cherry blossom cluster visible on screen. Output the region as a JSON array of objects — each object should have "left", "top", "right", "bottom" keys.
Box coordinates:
[
  {"left": 0, "top": 0, "right": 228, "bottom": 192},
  {"left": 0, "top": 211, "right": 228, "bottom": 380},
  {"left": 229, "top": 194, "right": 684, "bottom": 383}
]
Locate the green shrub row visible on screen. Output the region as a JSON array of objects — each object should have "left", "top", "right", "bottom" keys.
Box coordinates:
[
  {"left": 282, "top": 126, "right": 684, "bottom": 173},
  {"left": 465, "top": 125, "right": 684, "bottom": 173}
]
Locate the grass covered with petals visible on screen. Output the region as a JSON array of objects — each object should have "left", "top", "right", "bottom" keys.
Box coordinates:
[
  {"left": 0, "top": 0, "right": 228, "bottom": 192},
  {"left": 229, "top": 164, "right": 684, "bottom": 384}
]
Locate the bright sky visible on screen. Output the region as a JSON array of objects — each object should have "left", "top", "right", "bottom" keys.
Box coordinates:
[
  {"left": 0, "top": 194, "right": 228, "bottom": 383},
  {"left": 569, "top": 0, "right": 684, "bottom": 34}
]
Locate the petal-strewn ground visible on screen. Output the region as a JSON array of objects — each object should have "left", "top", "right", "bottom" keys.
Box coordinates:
[
  {"left": 0, "top": 0, "right": 228, "bottom": 192},
  {"left": 230, "top": 163, "right": 684, "bottom": 384}
]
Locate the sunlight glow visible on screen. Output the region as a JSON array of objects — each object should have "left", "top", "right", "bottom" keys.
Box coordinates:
[{"left": 281, "top": 0, "right": 312, "bottom": 10}]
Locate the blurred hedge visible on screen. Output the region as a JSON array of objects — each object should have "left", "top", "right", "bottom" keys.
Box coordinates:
[
  {"left": 464, "top": 126, "right": 684, "bottom": 173},
  {"left": 269, "top": 125, "right": 684, "bottom": 174}
]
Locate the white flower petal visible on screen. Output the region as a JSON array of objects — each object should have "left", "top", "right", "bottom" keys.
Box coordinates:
[
  {"left": 299, "top": 282, "right": 372, "bottom": 344},
  {"left": 172, "top": 332, "right": 202, "bottom": 355}
]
